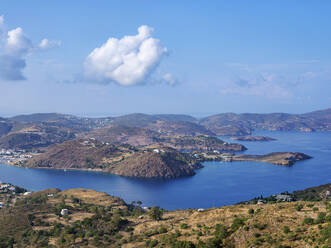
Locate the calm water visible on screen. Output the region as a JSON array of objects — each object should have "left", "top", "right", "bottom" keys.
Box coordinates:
[{"left": 0, "top": 131, "right": 330, "bottom": 210}]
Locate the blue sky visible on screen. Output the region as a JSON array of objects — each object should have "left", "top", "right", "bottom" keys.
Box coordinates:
[{"left": 0, "top": 1, "right": 330, "bottom": 117}]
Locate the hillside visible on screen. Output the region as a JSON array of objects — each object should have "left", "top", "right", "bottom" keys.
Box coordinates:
[
  {"left": 230, "top": 136, "right": 276, "bottom": 141},
  {"left": 0, "top": 123, "right": 76, "bottom": 150},
  {"left": 200, "top": 108, "right": 331, "bottom": 135},
  {"left": 24, "top": 139, "right": 201, "bottom": 179},
  {"left": 160, "top": 135, "right": 246, "bottom": 152},
  {"left": 82, "top": 127, "right": 245, "bottom": 152},
  {"left": 108, "top": 149, "right": 202, "bottom": 179},
  {"left": 24, "top": 139, "right": 134, "bottom": 170},
  {"left": 0, "top": 184, "right": 330, "bottom": 248},
  {"left": 82, "top": 125, "right": 161, "bottom": 147}
]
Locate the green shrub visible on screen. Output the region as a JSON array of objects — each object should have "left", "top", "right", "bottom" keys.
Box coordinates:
[
  {"left": 149, "top": 206, "right": 163, "bottom": 221},
  {"left": 253, "top": 223, "right": 268, "bottom": 230},
  {"left": 145, "top": 239, "right": 158, "bottom": 248},
  {"left": 214, "top": 224, "right": 229, "bottom": 240},
  {"left": 180, "top": 223, "right": 189, "bottom": 229},
  {"left": 283, "top": 226, "right": 290, "bottom": 234},
  {"left": 248, "top": 208, "right": 254, "bottom": 214},
  {"left": 302, "top": 217, "right": 314, "bottom": 225},
  {"left": 295, "top": 204, "right": 304, "bottom": 211},
  {"left": 315, "top": 212, "right": 326, "bottom": 224},
  {"left": 231, "top": 217, "right": 245, "bottom": 232}
]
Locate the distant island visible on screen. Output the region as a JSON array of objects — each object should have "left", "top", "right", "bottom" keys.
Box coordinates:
[
  {"left": 0, "top": 108, "right": 330, "bottom": 151},
  {"left": 230, "top": 136, "right": 276, "bottom": 141},
  {"left": 0, "top": 108, "right": 327, "bottom": 178}
]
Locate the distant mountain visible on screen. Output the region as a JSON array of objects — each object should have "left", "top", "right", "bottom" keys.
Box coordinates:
[
  {"left": 0, "top": 108, "right": 330, "bottom": 150},
  {"left": 0, "top": 123, "right": 75, "bottom": 150},
  {"left": 10, "top": 113, "right": 73, "bottom": 122},
  {"left": 199, "top": 108, "right": 331, "bottom": 135},
  {"left": 301, "top": 108, "right": 331, "bottom": 120}
]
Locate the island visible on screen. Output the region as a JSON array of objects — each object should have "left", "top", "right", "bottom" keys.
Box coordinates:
[
  {"left": 232, "top": 152, "right": 312, "bottom": 166},
  {"left": 230, "top": 136, "right": 276, "bottom": 141}
]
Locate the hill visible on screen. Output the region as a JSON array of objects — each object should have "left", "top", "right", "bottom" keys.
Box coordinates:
[
  {"left": 108, "top": 149, "right": 202, "bottom": 179},
  {"left": 82, "top": 125, "right": 161, "bottom": 147},
  {"left": 82, "top": 126, "right": 245, "bottom": 152},
  {"left": 0, "top": 183, "right": 330, "bottom": 248},
  {"left": 199, "top": 108, "right": 331, "bottom": 135},
  {"left": 24, "top": 139, "right": 202, "bottom": 179}
]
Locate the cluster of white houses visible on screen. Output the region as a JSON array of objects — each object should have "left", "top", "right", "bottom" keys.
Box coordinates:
[
  {"left": 0, "top": 149, "right": 34, "bottom": 164},
  {"left": 0, "top": 182, "right": 32, "bottom": 209}
]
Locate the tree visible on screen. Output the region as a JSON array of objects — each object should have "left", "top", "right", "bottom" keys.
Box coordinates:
[{"left": 149, "top": 206, "right": 163, "bottom": 221}]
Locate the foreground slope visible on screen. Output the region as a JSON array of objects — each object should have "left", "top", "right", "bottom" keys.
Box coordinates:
[{"left": 0, "top": 184, "right": 330, "bottom": 248}]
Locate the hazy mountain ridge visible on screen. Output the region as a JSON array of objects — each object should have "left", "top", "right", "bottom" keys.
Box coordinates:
[{"left": 0, "top": 108, "right": 330, "bottom": 150}]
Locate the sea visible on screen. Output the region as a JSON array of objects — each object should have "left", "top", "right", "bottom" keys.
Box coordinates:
[{"left": 0, "top": 131, "right": 330, "bottom": 210}]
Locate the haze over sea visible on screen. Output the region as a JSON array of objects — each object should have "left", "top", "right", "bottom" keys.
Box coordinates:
[{"left": 1, "top": 130, "right": 330, "bottom": 210}]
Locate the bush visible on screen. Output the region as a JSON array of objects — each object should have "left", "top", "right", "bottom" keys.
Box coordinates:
[
  {"left": 231, "top": 217, "right": 245, "bottom": 232},
  {"left": 253, "top": 223, "right": 268, "bottom": 230},
  {"left": 248, "top": 208, "right": 254, "bottom": 214},
  {"left": 159, "top": 226, "right": 168, "bottom": 234},
  {"left": 215, "top": 224, "right": 229, "bottom": 240},
  {"left": 315, "top": 212, "right": 326, "bottom": 224},
  {"left": 283, "top": 226, "right": 290, "bottom": 234},
  {"left": 180, "top": 223, "right": 189, "bottom": 229},
  {"left": 295, "top": 204, "right": 304, "bottom": 211},
  {"left": 302, "top": 217, "right": 314, "bottom": 225},
  {"left": 145, "top": 239, "right": 158, "bottom": 248},
  {"left": 149, "top": 206, "right": 163, "bottom": 221}
]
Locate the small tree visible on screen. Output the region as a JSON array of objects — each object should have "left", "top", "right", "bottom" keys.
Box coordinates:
[{"left": 149, "top": 206, "right": 163, "bottom": 221}]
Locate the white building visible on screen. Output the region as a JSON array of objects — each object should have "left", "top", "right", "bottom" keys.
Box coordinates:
[{"left": 61, "top": 209, "right": 69, "bottom": 216}]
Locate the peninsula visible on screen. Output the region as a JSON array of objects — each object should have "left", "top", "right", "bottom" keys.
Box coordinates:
[
  {"left": 232, "top": 152, "right": 312, "bottom": 166},
  {"left": 230, "top": 136, "right": 276, "bottom": 141}
]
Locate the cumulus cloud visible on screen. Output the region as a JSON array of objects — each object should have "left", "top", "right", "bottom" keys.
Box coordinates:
[
  {"left": 84, "top": 25, "right": 169, "bottom": 86},
  {"left": 0, "top": 16, "right": 61, "bottom": 81}
]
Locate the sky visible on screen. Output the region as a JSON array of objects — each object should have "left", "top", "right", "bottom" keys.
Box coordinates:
[{"left": 0, "top": 1, "right": 330, "bottom": 117}]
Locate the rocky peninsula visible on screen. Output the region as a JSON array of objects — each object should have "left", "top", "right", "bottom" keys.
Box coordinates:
[
  {"left": 230, "top": 136, "right": 276, "bottom": 141},
  {"left": 232, "top": 152, "right": 312, "bottom": 166}
]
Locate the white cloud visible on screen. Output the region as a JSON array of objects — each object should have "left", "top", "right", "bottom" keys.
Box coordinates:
[
  {"left": 38, "top": 38, "right": 62, "bottom": 50},
  {"left": 162, "top": 73, "right": 178, "bottom": 86},
  {"left": 0, "top": 16, "right": 61, "bottom": 81},
  {"left": 84, "top": 25, "right": 169, "bottom": 86},
  {"left": 5, "top": 27, "right": 33, "bottom": 56},
  {"left": 0, "top": 15, "right": 4, "bottom": 34}
]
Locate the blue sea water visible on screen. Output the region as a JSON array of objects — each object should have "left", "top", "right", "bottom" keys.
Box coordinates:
[{"left": 0, "top": 131, "right": 330, "bottom": 210}]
